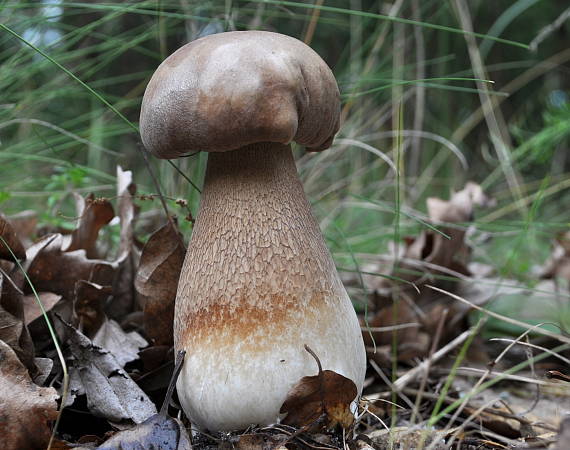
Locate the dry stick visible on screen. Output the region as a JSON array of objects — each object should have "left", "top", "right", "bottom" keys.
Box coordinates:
[
  {"left": 521, "top": 334, "right": 541, "bottom": 418},
  {"left": 426, "top": 285, "right": 570, "bottom": 345},
  {"left": 369, "top": 359, "right": 417, "bottom": 412},
  {"left": 530, "top": 6, "right": 570, "bottom": 51},
  {"left": 490, "top": 338, "right": 570, "bottom": 366},
  {"left": 423, "top": 287, "right": 567, "bottom": 446},
  {"left": 410, "top": 308, "right": 449, "bottom": 425},
  {"left": 401, "top": 388, "right": 558, "bottom": 433},
  {"left": 160, "top": 350, "right": 186, "bottom": 416},
  {"left": 361, "top": 323, "right": 420, "bottom": 333},
  {"left": 392, "top": 327, "right": 472, "bottom": 392},
  {"left": 449, "top": 367, "right": 558, "bottom": 386},
  {"left": 447, "top": 396, "right": 503, "bottom": 448},
  {"left": 355, "top": 401, "right": 390, "bottom": 432},
  {"left": 453, "top": 0, "right": 524, "bottom": 213}
]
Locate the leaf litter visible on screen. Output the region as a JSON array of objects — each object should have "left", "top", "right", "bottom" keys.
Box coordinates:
[{"left": 1, "top": 177, "right": 570, "bottom": 449}]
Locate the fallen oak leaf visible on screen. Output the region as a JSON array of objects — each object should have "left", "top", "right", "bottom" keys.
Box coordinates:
[
  {"left": 0, "top": 339, "right": 58, "bottom": 450},
  {"left": 60, "top": 315, "right": 156, "bottom": 423},
  {"left": 135, "top": 219, "right": 185, "bottom": 345},
  {"left": 279, "top": 345, "right": 358, "bottom": 431}
]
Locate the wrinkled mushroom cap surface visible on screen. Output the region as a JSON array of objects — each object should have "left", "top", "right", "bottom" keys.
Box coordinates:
[{"left": 140, "top": 31, "right": 340, "bottom": 158}]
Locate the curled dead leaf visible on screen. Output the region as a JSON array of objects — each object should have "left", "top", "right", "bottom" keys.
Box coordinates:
[
  {"left": 279, "top": 345, "right": 358, "bottom": 431},
  {"left": 135, "top": 220, "right": 185, "bottom": 345}
]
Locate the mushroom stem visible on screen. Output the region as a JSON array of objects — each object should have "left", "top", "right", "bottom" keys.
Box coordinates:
[{"left": 174, "top": 142, "right": 365, "bottom": 431}]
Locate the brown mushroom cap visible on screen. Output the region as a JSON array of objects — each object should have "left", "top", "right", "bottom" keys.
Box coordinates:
[{"left": 140, "top": 31, "right": 340, "bottom": 158}]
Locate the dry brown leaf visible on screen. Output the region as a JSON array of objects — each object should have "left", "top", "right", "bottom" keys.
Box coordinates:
[
  {"left": 0, "top": 339, "right": 58, "bottom": 450},
  {"left": 280, "top": 346, "right": 357, "bottom": 431},
  {"left": 25, "top": 234, "right": 115, "bottom": 301},
  {"left": 135, "top": 220, "right": 185, "bottom": 345},
  {"left": 62, "top": 317, "right": 156, "bottom": 423},
  {"left": 92, "top": 319, "right": 147, "bottom": 368},
  {"left": 0, "top": 271, "right": 36, "bottom": 373},
  {"left": 63, "top": 193, "right": 114, "bottom": 259},
  {"left": 0, "top": 212, "right": 26, "bottom": 262}
]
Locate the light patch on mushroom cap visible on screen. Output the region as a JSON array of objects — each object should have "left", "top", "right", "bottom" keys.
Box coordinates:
[{"left": 140, "top": 31, "right": 340, "bottom": 158}]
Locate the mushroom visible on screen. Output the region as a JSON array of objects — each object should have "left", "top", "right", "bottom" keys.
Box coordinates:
[{"left": 140, "top": 30, "right": 366, "bottom": 431}]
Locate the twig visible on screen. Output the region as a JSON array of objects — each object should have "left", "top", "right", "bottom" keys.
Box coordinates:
[{"left": 530, "top": 6, "right": 570, "bottom": 51}]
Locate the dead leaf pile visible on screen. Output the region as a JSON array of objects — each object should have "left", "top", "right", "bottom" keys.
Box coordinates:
[{"left": 0, "top": 166, "right": 189, "bottom": 450}]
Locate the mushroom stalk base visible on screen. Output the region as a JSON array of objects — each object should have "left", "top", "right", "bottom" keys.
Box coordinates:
[{"left": 175, "top": 142, "right": 365, "bottom": 431}]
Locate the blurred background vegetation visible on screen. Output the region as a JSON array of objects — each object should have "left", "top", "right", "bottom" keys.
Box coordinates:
[{"left": 1, "top": 1, "right": 570, "bottom": 329}]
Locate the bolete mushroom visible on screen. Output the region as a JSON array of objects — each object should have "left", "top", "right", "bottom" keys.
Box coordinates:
[{"left": 140, "top": 30, "right": 366, "bottom": 431}]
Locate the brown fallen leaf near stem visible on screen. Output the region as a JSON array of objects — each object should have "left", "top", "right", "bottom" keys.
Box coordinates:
[
  {"left": 135, "top": 219, "right": 185, "bottom": 345},
  {"left": 279, "top": 345, "right": 358, "bottom": 431},
  {"left": 0, "top": 339, "right": 58, "bottom": 450},
  {"left": 63, "top": 193, "right": 114, "bottom": 259},
  {"left": 0, "top": 212, "right": 26, "bottom": 262},
  {"left": 0, "top": 271, "right": 36, "bottom": 374}
]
